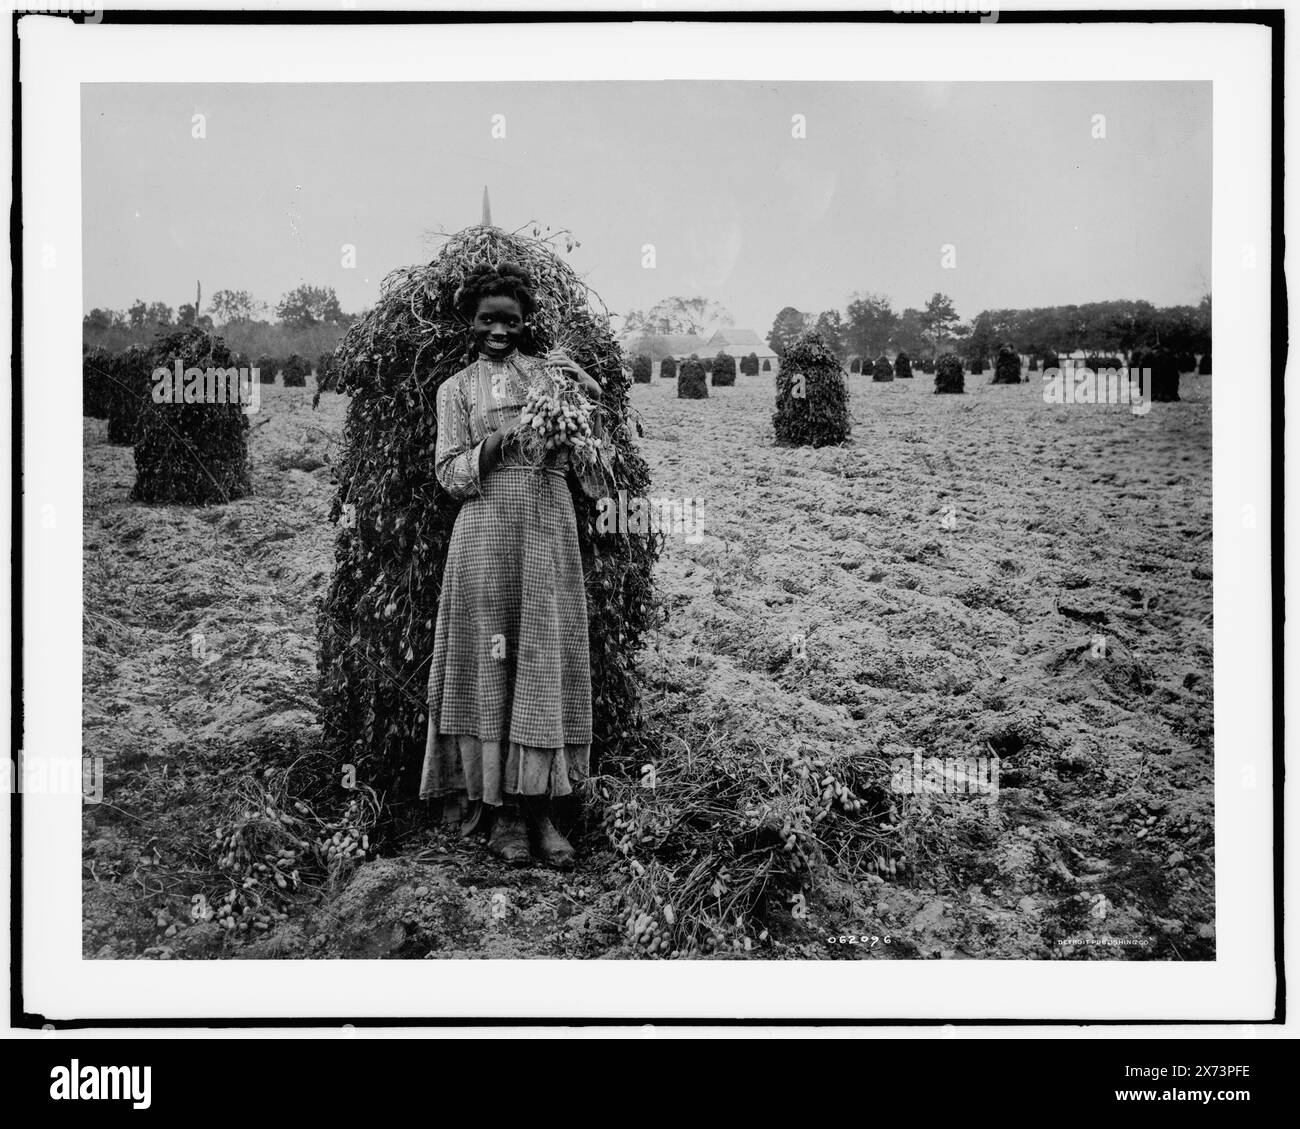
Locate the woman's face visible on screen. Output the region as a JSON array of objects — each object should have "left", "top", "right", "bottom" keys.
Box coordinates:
[{"left": 473, "top": 295, "right": 525, "bottom": 359}]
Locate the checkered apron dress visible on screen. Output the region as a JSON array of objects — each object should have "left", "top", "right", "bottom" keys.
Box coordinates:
[{"left": 420, "top": 354, "right": 592, "bottom": 807}]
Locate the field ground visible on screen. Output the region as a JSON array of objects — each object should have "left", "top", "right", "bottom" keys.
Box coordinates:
[{"left": 83, "top": 368, "right": 1214, "bottom": 960}]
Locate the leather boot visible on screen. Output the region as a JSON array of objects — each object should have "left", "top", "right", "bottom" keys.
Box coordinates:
[
  {"left": 461, "top": 798, "right": 487, "bottom": 838},
  {"left": 487, "top": 797, "right": 532, "bottom": 866},
  {"left": 523, "top": 795, "right": 575, "bottom": 869}
]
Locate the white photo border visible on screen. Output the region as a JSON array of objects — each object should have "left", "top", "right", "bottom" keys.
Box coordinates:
[{"left": 15, "top": 11, "right": 1278, "bottom": 1022}]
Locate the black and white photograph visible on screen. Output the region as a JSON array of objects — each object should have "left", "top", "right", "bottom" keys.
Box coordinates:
[{"left": 12, "top": 6, "right": 1281, "bottom": 1030}]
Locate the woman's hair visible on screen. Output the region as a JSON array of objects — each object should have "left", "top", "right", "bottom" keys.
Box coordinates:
[{"left": 454, "top": 262, "right": 537, "bottom": 320}]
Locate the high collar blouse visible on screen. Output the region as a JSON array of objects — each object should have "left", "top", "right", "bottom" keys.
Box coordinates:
[{"left": 433, "top": 350, "right": 555, "bottom": 500}]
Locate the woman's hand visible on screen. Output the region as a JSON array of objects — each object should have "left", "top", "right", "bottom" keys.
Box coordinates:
[
  {"left": 546, "top": 349, "right": 602, "bottom": 398},
  {"left": 479, "top": 422, "right": 516, "bottom": 478}
]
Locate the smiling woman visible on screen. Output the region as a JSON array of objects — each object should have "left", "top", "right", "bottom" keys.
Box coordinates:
[{"left": 422, "top": 263, "right": 605, "bottom": 868}]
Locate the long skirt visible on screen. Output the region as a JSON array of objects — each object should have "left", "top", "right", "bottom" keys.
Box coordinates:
[{"left": 420, "top": 466, "right": 592, "bottom": 809}]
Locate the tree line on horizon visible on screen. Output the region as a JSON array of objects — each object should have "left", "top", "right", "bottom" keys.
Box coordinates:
[
  {"left": 82, "top": 284, "right": 361, "bottom": 361},
  {"left": 766, "top": 292, "right": 1212, "bottom": 367},
  {"left": 85, "top": 281, "right": 1212, "bottom": 378}
]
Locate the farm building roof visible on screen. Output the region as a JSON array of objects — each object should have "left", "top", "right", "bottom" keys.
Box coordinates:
[
  {"left": 620, "top": 327, "right": 777, "bottom": 361},
  {"left": 703, "top": 327, "right": 775, "bottom": 356},
  {"left": 621, "top": 332, "right": 709, "bottom": 361}
]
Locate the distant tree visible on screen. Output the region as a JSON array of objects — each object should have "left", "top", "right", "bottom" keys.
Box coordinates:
[
  {"left": 255, "top": 355, "right": 278, "bottom": 384},
  {"left": 889, "top": 307, "right": 926, "bottom": 359},
  {"left": 1097, "top": 299, "right": 1158, "bottom": 360},
  {"left": 740, "top": 352, "right": 760, "bottom": 376},
  {"left": 1050, "top": 304, "right": 1087, "bottom": 354},
  {"left": 849, "top": 357, "right": 862, "bottom": 374},
  {"left": 762, "top": 358, "right": 772, "bottom": 372},
  {"left": 767, "top": 306, "right": 811, "bottom": 359},
  {"left": 948, "top": 321, "right": 972, "bottom": 360},
  {"left": 631, "top": 354, "right": 653, "bottom": 384},
  {"left": 276, "top": 285, "right": 345, "bottom": 329},
  {"left": 83, "top": 308, "right": 124, "bottom": 335},
  {"left": 623, "top": 296, "right": 733, "bottom": 336},
  {"left": 1151, "top": 304, "right": 1209, "bottom": 358},
  {"left": 660, "top": 356, "right": 677, "bottom": 380},
  {"left": 146, "top": 302, "right": 175, "bottom": 329},
  {"left": 871, "top": 355, "right": 894, "bottom": 383},
  {"left": 127, "top": 300, "right": 148, "bottom": 331},
  {"left": 845, "top": 292, "right": 898, "bottom": 359},
  {"left": 964, "top": 310, "right": 998, "bottom": 365},
  {"left": 1011, "top": 307, "right": 1053, "bottom": 357},
  {"left": 176, "top": 303, "right": 214, "bottom": 331},
  {"left": 209, "top": 289, "right": 264, "bottom": 325},
  {"left": 813, "top": 309, "right": 847, "bottom": 360},
  {"left": 920, "top": 292, "right": 959, "bottom": 354},
  {"left": 1199, "top": 350, "right": 1212, "bottom": 375},
  {"left": 894, "top": 351, "right": 912, "bottom": 379}
]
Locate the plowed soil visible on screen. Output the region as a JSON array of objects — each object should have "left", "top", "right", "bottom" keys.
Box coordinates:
[{"left": 83, "top": 370, "right": 1214, "bottom": 961}]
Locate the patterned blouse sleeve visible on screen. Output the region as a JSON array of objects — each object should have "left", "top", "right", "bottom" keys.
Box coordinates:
[{"left": 434, "top": 374, "right": 485, "bottom": 500}]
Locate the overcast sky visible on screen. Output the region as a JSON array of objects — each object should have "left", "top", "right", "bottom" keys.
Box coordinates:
[{"left": 81, "top": 81, "right": 1210, "bottom": 333}]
